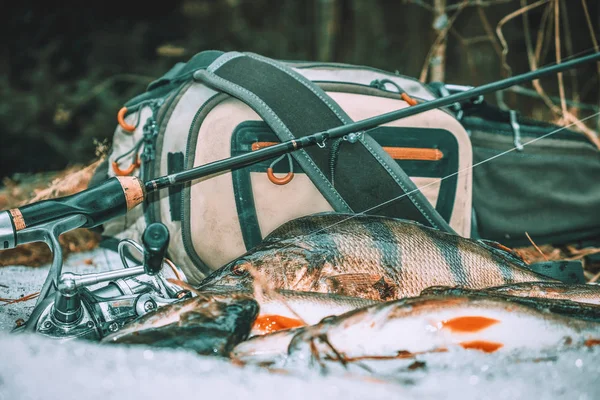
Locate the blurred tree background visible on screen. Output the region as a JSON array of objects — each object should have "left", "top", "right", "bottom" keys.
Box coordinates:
[{"left": 1, "top": 0, "right": 599, "bottom": 180}]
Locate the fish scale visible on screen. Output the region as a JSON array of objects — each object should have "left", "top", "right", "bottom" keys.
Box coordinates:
[{"left": 197, "top": 212, "right": 554, "bottom": 301}]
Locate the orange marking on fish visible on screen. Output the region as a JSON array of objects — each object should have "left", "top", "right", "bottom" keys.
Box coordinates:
[
  {"left": 442, "top": 316, "right": 500, "bottom": 333},
  {"left": 459, "top": 340, "right": 504, "bottom": 353},
  {"left": 253, "top": 315, "right": 305, "bottom": 334},
  {"left": 585, "top": 339, "right": 600, "bottom": 347}
]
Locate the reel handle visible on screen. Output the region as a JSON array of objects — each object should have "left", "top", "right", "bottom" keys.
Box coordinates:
[
  {"left": 57, "top": 266, "right": 146, "bottom": 295},
  {"left": 142, "top": 223, "right": 170, "bottom": 276}
]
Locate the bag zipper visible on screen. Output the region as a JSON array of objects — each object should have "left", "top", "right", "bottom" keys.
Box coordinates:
[
  {"left": 289, "top": 61, "right": 438, "bottom": 99},
  {"left": 140, "top": 85, "right": 187, "bottom": 224},
  {"left": 180, "top": 93, "right": 229, "bottom": 275},
  {"left": 315, "top": 80, "right": 457, "bottom": 118}
]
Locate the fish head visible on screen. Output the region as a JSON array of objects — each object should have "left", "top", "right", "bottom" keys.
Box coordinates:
[
  {"left": 197, "top": 242, "right": 325, "bottom": 292},
  {"left": 103, "top": 293, "right": 260, "bottom": 356},
  {"left": 196, "top": 257, "right": 257, "bottom": 292},
  {"left": 179, "top": 294, "right": 260, "bottom": 333},
  {"left": 231, "top": 327, "right": 303, "bottom": 366}
]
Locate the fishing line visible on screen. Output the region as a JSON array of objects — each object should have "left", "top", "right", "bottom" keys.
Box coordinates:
[
  {"left": 275, "top": 49, "right": 600, "bottom": 242},
  {"left": 272, "top": 110, "right": 600, "bottom": 253},
  {"left": 269, "top": 112, "right": 600, "bottom": 292},
  {"left": 505, "top": 46, "right": 600, "bottom": 73},
  {"left": 235, "top": 52, "right": 600, "bottom": 297}
]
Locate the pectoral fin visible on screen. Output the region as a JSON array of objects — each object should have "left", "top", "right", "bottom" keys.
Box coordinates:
[{"left": 325, "top": 274, "right": 398, "bottom": 300}]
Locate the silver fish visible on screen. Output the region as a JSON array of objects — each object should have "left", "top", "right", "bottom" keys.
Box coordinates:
[
  {"left": 481, "top": 282, "right": 600, "bottom": 305},
  {"left": 199, "top": 286, "right": 378, "bottom": 336},
  {"left": 102, "top": 293, "right": 258, "bottom": 357},
  {"left": 232, "top": 293, "right": 600, "bottom": 369}
]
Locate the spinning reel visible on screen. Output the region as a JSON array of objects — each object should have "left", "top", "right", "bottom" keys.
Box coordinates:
[{"left": 9, "top": 214, "right": 190, "bottom": 341}]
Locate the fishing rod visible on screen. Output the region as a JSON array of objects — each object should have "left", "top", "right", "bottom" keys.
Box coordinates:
[
  {"left": 3, "top": 50, "right": 599, "bottom": 340},
  {"left": 2, "top": 51, "right": 600, "bottom": 251}
]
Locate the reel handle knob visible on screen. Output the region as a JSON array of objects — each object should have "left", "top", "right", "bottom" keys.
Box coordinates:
[{"left": 142, "top": 223, "right": 170, "bottom": 276}]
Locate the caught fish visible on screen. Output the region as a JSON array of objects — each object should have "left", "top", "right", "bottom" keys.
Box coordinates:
[
  {"left": 232, "top": 293, "right": 600, "bottom": 370},
  {"left": 102, "top": 293, "right": 258, "bottom": 357},
  {"left": 420, "top": 286, "right": 600, "bottom": 322},
  {"left": 234, "top": 328, "right": 306, "bottom": 366},
  {"left": 200, "top": 286, "right": 378, "bottom": 335},
  {"left": 478, "top": 282, "right": 600, "bottom": 305},
  {"left": 198, "top": 213, "right": 554, "bottom": 301}
]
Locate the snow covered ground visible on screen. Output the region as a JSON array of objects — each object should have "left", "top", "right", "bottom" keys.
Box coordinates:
[{"left": 1, "top": 249, "right": 599, "bottom": 400}]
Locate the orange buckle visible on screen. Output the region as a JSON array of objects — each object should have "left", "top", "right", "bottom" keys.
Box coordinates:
[
  {"left": 112, "top": 156, "right": 141, "bottom": 176},
  {"left": 117, "top": 107, "right": 136, "bottom": 133}
]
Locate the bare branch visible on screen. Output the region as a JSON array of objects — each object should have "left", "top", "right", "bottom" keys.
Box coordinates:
[
  {"left": 519, "top": 0, "right": 600, "bottom": 148},
  {"left": 461, "top": 35, "right": 495, "bottom": 45},
  {"left": 581, "top": 0, "right": 600, "bottom": 53},
  {"left": 401, "top": 0, "right": 434, "bottom": 12},
  {"left": 477, "top": 5, "right": 504, "bottom": 60},
  {"left": 446, "top": 0, "right": 517, "bottom": 10},
  {"left": 430, "top": 0, "right": 448, "bottom": 82},
  {"left": 554, "top": 0, "right": 567, "bottom": 116},
  {"left": 559, "top": 0, "right": 579, "bottom": 108},
  {"left": 419, "top": 0, "right": 469, "bottom": 82},
  {"left": 449, "top": 28, "right": 480, "bottom": 84},
  {"left": 534, "top": 4, "right": 552, "bottom": 65},
  {"left": 496, "top": 0, "right": 551, "bottom": 76},
  {"left": 581, "top": 0, "right": 600, "bottom": 130}
]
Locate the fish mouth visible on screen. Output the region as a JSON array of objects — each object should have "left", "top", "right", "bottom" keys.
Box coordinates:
[
  {"left": 196, "top": 268, "right": 233, "bottom": 288},
  {"left": 196, "top": 267, "right": 253, "bottom": 292},
  {"left": 196, "top": 269, "right": 224, "bottom": 287},
  {"left": 231, "top": 329, "right": 300, "bottom": 364}
]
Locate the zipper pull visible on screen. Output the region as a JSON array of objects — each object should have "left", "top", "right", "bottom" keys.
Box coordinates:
[
  {"left": 509, "top": 110, "right": 524, "bottom": 151},
  {"left": 370, "top": 79, "right": 403, "bottom": 94},
  {"left": 141, "top": 117, "right": 157, "bottom": 162},
  {"left": 370, "top": 79, "right": 385, "bottom": 91},
  {"left": 141, "top": 100, "right": 163, "bottom": 163}
]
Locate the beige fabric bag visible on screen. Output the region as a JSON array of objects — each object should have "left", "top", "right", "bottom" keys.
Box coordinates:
[{"left": 100, "top": 51, "right": 472, "bottom": 284}]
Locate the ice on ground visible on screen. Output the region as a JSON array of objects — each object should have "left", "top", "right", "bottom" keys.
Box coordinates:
[{"left": 1, "top": 249, "right": 600, "bottom": 400}]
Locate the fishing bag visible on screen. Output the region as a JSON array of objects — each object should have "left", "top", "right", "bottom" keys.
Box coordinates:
[
  {"left": 429, "top": 83, "right": 600, "bottom": 248},
  {"left": 465, "top": 102, "right": 600, "bottom": 247},
  {"left": 95, "top": 50, "right": 473, "bottom": 284}
]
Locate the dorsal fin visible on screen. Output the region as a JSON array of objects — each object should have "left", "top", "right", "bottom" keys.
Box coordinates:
[{"left": 262, "top": 212, "right": 356, "bottom": 242}]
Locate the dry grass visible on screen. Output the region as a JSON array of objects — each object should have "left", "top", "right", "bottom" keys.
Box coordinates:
[
  {"left": 0, "top": 158, "right": 104, "bottom": 267},
  {"left": 411, "top": 0, "right": 600, "bottom": 142},
  {"left": 514, "top": 243, "right": 600, "bottom": 282}
]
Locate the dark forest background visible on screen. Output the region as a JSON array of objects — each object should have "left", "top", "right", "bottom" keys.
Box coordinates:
[{"left": 1, "top": 0, "right": 599, "bottom": 180}]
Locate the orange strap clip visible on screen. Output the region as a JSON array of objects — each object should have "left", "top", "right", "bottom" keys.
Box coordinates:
[
  {"left": 401, "top": 93, "right": 418, "bottom": 106},
  {"left": 267, "top": 154, "right": 294, "bottom": 185},
  {"left": 112, "top": 156, "right": 141, "bottom": 176},
  {"left": 267, "top": 168, "right": 294, "bottom": 185},
  {"left": 117, "top": 107, "right": 136, "bottom": 133}
]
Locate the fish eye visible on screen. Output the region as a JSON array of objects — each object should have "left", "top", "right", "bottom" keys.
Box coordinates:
[{"left": 231, "top": 261, "right": 249, "bottom": 277}]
